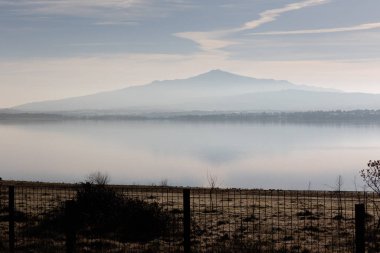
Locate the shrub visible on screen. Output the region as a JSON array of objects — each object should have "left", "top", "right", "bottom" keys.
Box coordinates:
[
  {"left": 115, "top": 197, "right": 172, "bottom": 242},
  {"left": 74, "top": 182, "right": 173, "bottom": 242},
  {"left": 87, "top": 171, "right": 110, "bottom": 185},
  {"left": 360, "top": 160, "right": 380, "bottom": 252},
  {"left": 74, "top": 182, "right": 124, "bottom": 234},
  {"left": 27, "top": 181, "right": 175, "bottom": 243},
  {"left": 360, "top": 160, "right": 380, "bottom": 193}
]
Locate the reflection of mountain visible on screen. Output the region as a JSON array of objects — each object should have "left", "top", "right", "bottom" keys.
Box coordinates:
[
  {"left": 14, "top": 69, "right": 380, "bottom": 112},
  {"left": 198, "top": 148, "right": 243, "bottom": 165}
]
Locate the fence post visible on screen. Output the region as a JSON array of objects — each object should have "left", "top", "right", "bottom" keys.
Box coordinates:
[
  {"left": 355, "top": 203, "right": 365, "bottom": 253},
  {"left": 183, "top": 188, "right": 191, "bottom": 253},
  {"left": 8, "top": 186, "right": 15, "bottom": 253},
  {"left": 65, "top": 200, "right": 77, "bottom": 253}
]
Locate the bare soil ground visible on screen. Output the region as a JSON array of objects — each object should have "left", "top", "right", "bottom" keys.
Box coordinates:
[{"left": 0, "top": 180, "right": 379, "bottom": 253}]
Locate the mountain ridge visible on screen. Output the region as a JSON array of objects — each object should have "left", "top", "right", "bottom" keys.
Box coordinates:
[{"left": 12, "top": 70, "right": 379, "bottom": 113}]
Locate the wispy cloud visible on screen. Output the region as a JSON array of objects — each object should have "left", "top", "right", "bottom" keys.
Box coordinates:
[
  {"left": 0, "top": 0, "right": 142, "bottom": 12},
  {"left": 250, "top": 22, "right": 380, "bottom": 36},
  {"left": 94, "top": 21, "right": 139, "bottom": 26},
  {"left": 175, "top": 31, "right": 238, "bottom": 52},
  {"left": 0, "top": 0, "right": 194, "bottom": 24},
  {"left": 175, "top": 0, "right": 330, "bottom": 52},
  {"left": 236, "top": 0, "right": 329, "bottom": 32},
  {"left": 68, "top": 42, "right": 127, "bottom": 47}
]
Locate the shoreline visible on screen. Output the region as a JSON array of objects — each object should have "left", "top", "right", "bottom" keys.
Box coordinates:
[{"left": 0, "top": 179, "right": 371, "bottom": 196}]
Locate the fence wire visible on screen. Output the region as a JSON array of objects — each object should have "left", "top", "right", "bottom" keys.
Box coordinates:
[
  {"left": 0, "top": 183, "right": 7, "bottom": 251},
  {"left": 0, "top": 182, "right": 379, "bottom": 253},
  {"left": 189, "top": 189, "right": 371, "bottom": 253}
]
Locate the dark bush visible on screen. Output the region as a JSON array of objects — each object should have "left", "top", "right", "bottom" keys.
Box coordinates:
[
  {"left": 75, "top": 182, "right": 173, "bottom": 242},
  {"left": 115, "top": 197, "right": 172, "bottom": 242},
  {"left": 0, "top": 209, "right": 28, "bottom": 222},
  {"left": 27, "top": 182, "right": 175, "bottom": 243},
  {"left": 23, "top": 205, "right": 66, "bottom": 239},
  {"left": 74, "top": 182, "right": 125, "bottom": 235}
]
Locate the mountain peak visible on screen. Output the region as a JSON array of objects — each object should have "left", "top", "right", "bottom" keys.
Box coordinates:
[
  {"left": 203, "top": 69, "right": 237, "bottom": 76},
  {"left": 206, "top": 69, "right": 230, "bottom": 75},
  {"left": 191, "top": 69, "right": 250, "bottom": 81},
  {"left": 14, "top": 69, "right": 347, "bottom": 112}
]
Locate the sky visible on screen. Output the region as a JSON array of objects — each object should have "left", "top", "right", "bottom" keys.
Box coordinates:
[{"left": 1, "top": 0, "right": 380, "bottom": 108}]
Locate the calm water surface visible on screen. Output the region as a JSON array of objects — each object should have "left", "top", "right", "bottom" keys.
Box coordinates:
[{"left": 0, "top": 120, "right": 379, "bottom": 190}]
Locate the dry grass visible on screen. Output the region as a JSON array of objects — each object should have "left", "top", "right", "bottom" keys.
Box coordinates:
[{"left": 0, "top": 180, "right": 379, "bottom": 252}]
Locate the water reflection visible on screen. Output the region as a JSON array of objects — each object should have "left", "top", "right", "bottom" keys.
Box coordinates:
[{"left": 0, "top": 120, "right": 379, "bottom": 190}]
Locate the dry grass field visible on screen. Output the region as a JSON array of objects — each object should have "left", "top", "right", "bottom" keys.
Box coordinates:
[{"left": 1, "top": 180, "right": 379, "bottom": 253}]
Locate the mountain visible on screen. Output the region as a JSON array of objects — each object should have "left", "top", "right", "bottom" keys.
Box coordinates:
[
  {"left": 12, "top": 69, "right": 380, "bottom": 113},
  {"left": 177, "top": 89, "right": 380, "bottom": 111}
]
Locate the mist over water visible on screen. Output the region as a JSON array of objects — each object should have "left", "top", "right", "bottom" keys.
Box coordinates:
[{"left": 0, "top": 120, "right": 379, "bottom": 190}]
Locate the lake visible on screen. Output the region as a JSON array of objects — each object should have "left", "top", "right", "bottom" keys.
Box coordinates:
[{"left": 0, "top": 120, "right": 379, "bottom": 190}]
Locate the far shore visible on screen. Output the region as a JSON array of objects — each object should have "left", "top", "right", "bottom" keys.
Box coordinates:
[{"left": 1, "top": 109, "right": 380, "bottom": 125}]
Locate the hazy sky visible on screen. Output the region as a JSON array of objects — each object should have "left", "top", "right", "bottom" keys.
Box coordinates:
[{"left": 1, "top": 0, "right": 380, "bottom": 107}]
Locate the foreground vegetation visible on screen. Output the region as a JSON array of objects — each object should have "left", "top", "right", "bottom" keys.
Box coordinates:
[
  {"left": 1, "top": 180, "right": 380, "bottom": 252},
  {"left": 1, "top": 163, "right": 380, "bottom": 252}
]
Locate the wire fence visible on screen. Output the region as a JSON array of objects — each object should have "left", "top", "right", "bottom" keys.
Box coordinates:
[{"left": 0, "top": 181, "right": 379, "bottom": 253}]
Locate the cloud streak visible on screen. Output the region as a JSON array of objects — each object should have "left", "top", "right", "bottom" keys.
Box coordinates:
[
  {"left": 175, "top": 0, "right": 330, "bottom": 52},
  {"left": 249, "top": 22, "right": 380, "bottom": 36},
  {"left": 237, "top": 0, "right": 329, "bottom": 32},
  {"left": 0, "top": 0, "right": 194, "bottom": 24},
  {"left": 0, "top": 0, "right": 141, "bottom": 12}
]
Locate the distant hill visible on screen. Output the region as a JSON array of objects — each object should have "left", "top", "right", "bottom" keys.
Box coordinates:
[
  {"left": 12, "top": 69, "right": 380, "bottom": 113},
  {"left": 179, "top": 89, "right": 380, "bottom": 111}
]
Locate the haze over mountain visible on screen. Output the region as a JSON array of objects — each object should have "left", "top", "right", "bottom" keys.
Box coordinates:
[{"left": 12, "top": 70, "right": 380, "bottom": 113}]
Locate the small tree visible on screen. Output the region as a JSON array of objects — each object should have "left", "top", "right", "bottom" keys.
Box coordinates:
[
  {"left": 335, "top": 175, "right": 344, "bottom": 220},
  {"left": 87, "top": 171, "right": 110, "bottom": 186},
  {"left": 360, "top": 160, "right": 380, "bottom": 251},
  {"left": 207, "top": 171, "right": 219, "bottom": 212},
  {"left": 360, "top": 160, "right": 380, "bottom": 193}
]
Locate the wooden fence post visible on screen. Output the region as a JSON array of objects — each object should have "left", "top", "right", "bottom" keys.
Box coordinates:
[
  {"left": 8, "top": 186, "right": 15, "bottom": 253},
  {"left": 65, "top": 200, "right": 77, "bottom": 253},
  {"left": 355, "top": 203, "right": 365, "bottom": 253},
  {"left": 0, "top": 183, "right": 2, "bottom": 245},
  {"left": 183, "top": 189, "right": 191, "bottom": 253}
]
